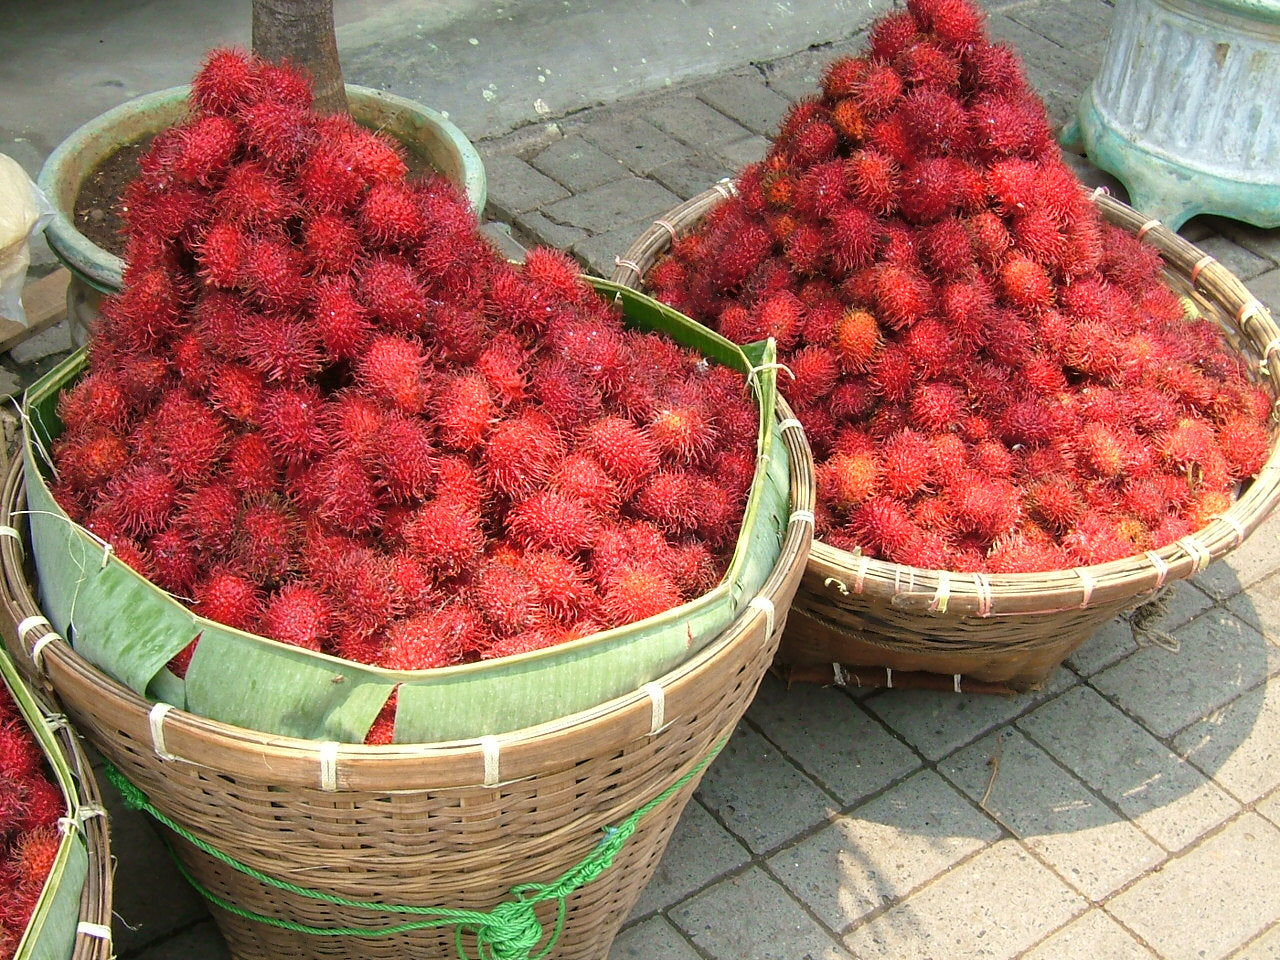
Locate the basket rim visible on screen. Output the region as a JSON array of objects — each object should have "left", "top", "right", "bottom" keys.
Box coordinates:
[
  {"left": 611, "top": 185, "right": 1280, "bottom": 619},
  {"left": 0, "top": 398, "right": 814, "bottom": 791}
]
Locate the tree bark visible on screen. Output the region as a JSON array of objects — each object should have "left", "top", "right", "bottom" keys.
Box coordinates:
[{"left": 252, "top": 0, "right": 348, "bottom": 114}]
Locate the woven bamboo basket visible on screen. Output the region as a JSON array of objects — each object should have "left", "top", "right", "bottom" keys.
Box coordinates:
[
  {"left": 613, "top": 187, "right": 1280, "bottom": 693},
  {"left": 0, "top": 616, "right": 112, "bottom": 960},
  {"left": 0, "top": 412, "right": 813, "bottom": 960}
]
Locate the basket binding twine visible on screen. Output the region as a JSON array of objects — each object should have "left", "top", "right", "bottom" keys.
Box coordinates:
[
  {"left": 613, "top": 186, "right": 1280, "bottom": 692},
  {"left": 103, "top": 736, "right": 725, "bottom": 960}
]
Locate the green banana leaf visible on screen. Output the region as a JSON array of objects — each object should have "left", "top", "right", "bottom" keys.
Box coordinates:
[
  {"left": 0, "top": 647, "right": 91, "bottom": 960},
  {"left": 22, "top": 280, "right": 789, "bottom": 743}
]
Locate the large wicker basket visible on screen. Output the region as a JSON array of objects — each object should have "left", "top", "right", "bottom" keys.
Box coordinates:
[
  {"left": 613, "top": 187, "right": 1280, "bottom": 693},
  {"left": 0, "top": 414, "right": 813, "bottom": 960},
  {"left": 0, "top": 617, "right": 112, "bottom": 960}
]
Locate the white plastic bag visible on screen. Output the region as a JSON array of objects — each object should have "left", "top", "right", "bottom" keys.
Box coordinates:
[{"left": 0, "top": 153, "right": 55, "bottom": 326}]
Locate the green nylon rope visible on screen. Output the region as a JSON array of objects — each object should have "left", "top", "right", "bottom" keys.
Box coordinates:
[{"left": 105, "top": 734, "right": 727, "bottom": 960}]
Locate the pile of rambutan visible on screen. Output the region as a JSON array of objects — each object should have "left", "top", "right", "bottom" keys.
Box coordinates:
[
  {"left": 647, "top": 0, "right": 1274, "bottom": 573},
  {"left": 0, "top": 681, "right": 65, "bottom": 960},
  {"left": 46, "top": 49, "right": 760, "bottom": 686}
]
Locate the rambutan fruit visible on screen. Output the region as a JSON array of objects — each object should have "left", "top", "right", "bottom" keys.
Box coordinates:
[
  {"left": 818, "top": 451, "right": 882, "bottom": 511},
  {"left": 19, "top": 777, "right": 64, "bottom": 833},
  {"left": 832, "top": 308, "right": 882, "bottom": 372},
  {"left": 581, "top": 416, "right": 660, "bottom": 495},
  {"left": 306, "top": 276, "right": 371, "bottom": 361},
  {"left": 474, "top": 333, "right": 531, "bottom": 408},
  {"left": 225, "top": 432, "right": 279, "bottom": 496},
  {"left": 244, "top": 236, "right": 308, "bottom": 308},
  {"left": 192, "top": 569, "right": 262, "bottom": 630},
  {"left": 175, "top": 482, "right": 240, "bottom": 553},
  {"left": 233, "top": 498, "right": 299, "bottom": 582},
  {"left": 507, "top": 490, "right": 599, "bottom": 553},
  {"left": 961, "top": 41, "right": 1028, "bottom": 96},
  {"left": 946, "top": 473, "right": 1022, "bottom": 540},
  {"left": 484, "top": 414, "right": 564, "bottom": 498},
  {"left": 111, "top": 263, "right": 189, "bottom": 345},
  {"left": 1063, "top": 514, "right": 1138, "bottom": 565},
  {"left": 783, "top": 222, "right": 828, "bottom": 274},
  {"left": 173, "top": 114, "right": 240, "bottom": 186},
  {"left": 879, "top": 429, "right": 934, "bottom": 498},
  {"left": 354, "top": 334, "right": 432, "bottom": 415},
  {"left": 866, "top": 114, "right": 916, "bottom": 167},
  {"left": 986, "top": 158, "right": 1041, "bottom": 215},
  {"left": 831, "top": 98, "right": 868, "bottom": 140},
  {"left": 339, "top": 125, "right": 409, "bottom": 183},
  {"left": 195, "top": 220, "right": 248, "bottom": 288},
  {"left": 379, "top": 607, "right": 478, "bottom": 671},
  {"left": 986, "top": 533, "right": 1071, "bottom": 574},
  {"left": 302, "top": 453, "right": 384, "bottom": 535},
  {"left": 998, "top": 254, "right": 1055, "bottom": 311},
  {"left": 260, "top": 385, "right": 329, "bottom": 466},
  {"left": 901, "top": 88, "right": 971, "bottom": 154},
  {"left": 634, "top": 471, "right": 701, "bottom": 535},
  {"left": 295, "top": 139, "right": 365, "bottom": 211},
  {"left": 895, "top": 39, "right": 962, "bottom": 89},
  {"left": 368, "top": 412, "right": 438, "bottom": 502},
  {"left": 302, "top": 212, "right": 363, "bottom": 274},
  {"left": 147, "top": 528, "right": 200, "bottom": 595},
  {"left": 968, "top": 93, "right": 1053, "bottom": 160},
  {"left": 192, "top": 48, "right": 262, "bottom": 116},
  {"left": 258, "top": 582, "right": 332, "bottom": 652},
  {"left": 257, "top": 60, "right": 314, "bottom": 109},
  {"left": 216, "top": 161, "right": 298, "bottom": 228},
  {"left": 826, "top": 204, "right": 880, "bottom": 274},
  {"left": 849, "top": 496, "right": 917, "bottom": 558},
  {"left": 238, "top": 99, "right": 314, "bottom": 171},
  {"left": 869, "top": 11, "right": 922, "bottom": 61},
  {"left": 909, "top": 381, "right": 965, "bottom": 432},
  {"left": 821, "top": 57, "right": 866, "bottom": 99},
  {"left": 875, "top": 264, "right": 933, "bottom": 328},
  {"left": 1216, "top": 413, "right": 1270, "bottom": 479},
  {"left": 240, "top": 312, "right": 324, "bottom": 386},
  {"left": 524, "top": 246, "right": 590, "bottom": 305},
  {"left": 549, "top": 455, "right": 620, "bottom": 517},
  {"left": 901, "top": 316, "right": 958, "bottom": 380},
  {"left": 847, "top": 149, "right": 900, "bottom": 215},
  {"left": 788, "top": 345, "right": 840, "bottom": 401},
  {"left": 357, "top": 179, "right": 427, "bottom": 248},
  {"left": 0, "top": 722, "right": 39, "bottom": 780},
  {"left": 645, "top": 399, "right": 716, "bottom": 464},
  {"left": 55, "top": 430, "right": 130, "bottom": 495},
  {"left": 1159, "top": 417, "right": 1218, "bottom": 468},
  {"left": 868, "top": 342, "right": 913, "bottom": 402},
  {"left": 101, "top": 465, "right": 178, "bottom": 538},
  {"left": 909, "top": 0, "right": 986, "bottom": 45},
  {"left": 600, "top": 565, "right": 684, "bottom": 626},
  {"left": 518, "top": 550, "right": 597, "bottom": 624},
  {"left": 919, "top": 218, "right": 975, "bottom": 278},
  {"left": 13, "top": 825, "right": 60, "bottom": 895},
  {"left": 853, "top": 64, "right": 906, "bottom": 120}
]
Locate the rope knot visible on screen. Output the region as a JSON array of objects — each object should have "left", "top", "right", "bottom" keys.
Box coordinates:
[{"left": 468, "top": 897, "right": 546, "bottom": 960}]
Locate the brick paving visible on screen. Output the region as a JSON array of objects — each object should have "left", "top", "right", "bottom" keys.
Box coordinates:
[{"left": 7, "top": 0, "right": 1280, "bottom": 957}]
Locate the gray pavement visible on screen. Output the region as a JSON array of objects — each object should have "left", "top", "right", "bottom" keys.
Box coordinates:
[{"left": 6, "top": 0, "right": 1280, "bottom": 957}]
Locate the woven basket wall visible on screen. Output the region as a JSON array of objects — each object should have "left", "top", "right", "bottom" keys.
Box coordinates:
[
  {"left": 613, "top": 188, "right": 1280, "bottom": 693},
  {"left": 0, "top": 410, "right": 814, "bottom": 960},
  {"left": 0, "top": 621, "right": 112, "bottom": 960}
]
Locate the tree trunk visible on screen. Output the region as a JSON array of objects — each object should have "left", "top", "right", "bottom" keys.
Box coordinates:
[{"left": 252, "top": 0, "right": 348, "bottom": 114}]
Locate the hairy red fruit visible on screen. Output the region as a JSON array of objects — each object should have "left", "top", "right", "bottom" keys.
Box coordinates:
[
  {"left": 471, "top": 560, "right": 542, "bottom": 637},
  {"left": 369, "top": 413, "right": 437, "bottom": 502},
  {"left": 909, "top": 0, "right": 986, "bottom": 45},
  {"left": 193, "top": 570, "right": 262, "bottom": 630},
  {"left": 260, "top": 386, "right": 329, "bottom": 465},
  {"left": 355, "top": 335, "right": 432, "bottom": 415},
  {"left": 869, "top": 11, "right": 922, "bottom": 61},
  {"left": 999, "top": 254, "right": 1054, "bottom": 310},
  {"left": 359, "top": 180, "right": 427, "bottom": 247},
  {"left": 518, "top": 550, "right": 597, "bottom": 623},
  {"left": 875, "top": 264, "right": 933, "bottom": 328},
  {"left": 484, "top": 414, "right": 563, "bottom": 498},
  {"left": 507, "top": 490, "right": 598, "bottom": 553},
  {"left": 818, "top": 451, "right": 882, "bottom": 511},
  {"left": 601, "top": 565, "right": 683, "bottom": 626},
  {"left": 379, "top": 607, "right": 478, "bottom": 670},
  {"left": 302, "top": 212, "right": 362, "bottom": 274},
  {"left": 581, "top": 416, "right": 660, "bottom": 495},
  {"left": 257, "top": 582, "right": 331, "bottom": 652}
]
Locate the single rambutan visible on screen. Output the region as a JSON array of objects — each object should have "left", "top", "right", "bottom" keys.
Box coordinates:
[
  {"left": 13, "top": 825, "right": 60, "bottom": 895},
  {"left": 868, "top": 342, "right": 913, "bottom": 402},
  {"left": 1215, "top": 413, "right": 1270, "bottom": 479},
  {"left": 174, "top": 482, "right": 240, "bottom": 553},
  {"left": 192, "top": 48, "right": 261, "bottom": 116},
  {"left": 784, "top": 221, "right": 828, "bottom": 274},
  {"left": 1063, "top": 514, "right": 1138, "bottom": 565},
  {"left": 910, "top": 0, "right": 986, "bottom": 45},
  {"left": 877, "top": 429, "right": 933, "bottom": 498},
  {"left": 101, "top": 465, "right": 178, "bottom": 537},
  {"left": 367, "top": 413, "right": 437, "bottom": 502},
  {"left": 354, "top": 334, "right": 432, "bottom": 415},
  {"left": 968, "top": 93, "right": 1052, "bottom": 160},
  {"left": 225, "top": 432, "right": 279, "bottom": 496},
  {"left": 195, "top": 220, "right": 248, "bottom": 288},
  {"left": 506, "top": 490, "right": 598, "bottom": 554},
  {"left": 483, "top": 414, "right": 563, "bottom": 498},
  {"left": 918, "top": 218, "right": 975, "bottom": 279},
  {"left": 600, "top": 565, "right": 684, "bottom": 626},
  {"left": 173, "top": 114, "right": 240, "bottom": 186},
  {"left": 216, "top": 161, "right": 297, "bottom": 228},
  {"left": 831, "top": 308, "right": 882, "bottom": 373},
  {"left": 826, "top": 204, "right": 880, "bottom": 274},
  {"left": 303, "top": 212, "right": 363, "bottom": 275},
  {"left": 909, "top": 381, "right": 965, "bottom": 432},
  {"left": 192, "top": 570, "right": 262, "bottom": 630},
  {"left": 475, "top": 333, "right": 531, "bottom": 408},
  {"left": 257, "top": 582, "right": 332, "bottom": 652},
  {"left": 471, "top": 560, "right": 542, "bottom": 636},
  {"left": 581, "top": 416, "right": 660, "bottom": 495},
  {"left": 853, "top": 64, "right": 906, "bottom": 120},
  {"left": 358, "top": 179, "right": 428, "bottom": 248},
  {"left": 147, "top": 528, "right": 200, "bottom": 595},
  {"left": 895, "top": 39, "right": 962, "bottom": 88},
  {"left": 239, "top": 312, "right": 324, "bottom": 386},
  {"left": 849, "top": 496, "right": 918, "bottom": 557},
  {"left": 846, "top": 149, "right": 900, "bottom": 216},
  {"left": 357, "top": 255, "right": 428, "bottom": 335},
  {"left": 866, "top": 114, "right": 916, "bottom": 167},
  {"left": 259, "top": 385, "right": 329, "bottom": 466},
  {"left": 233, "top": 499, "right": 299, "bottom": 582},
  {"left": 875, "top": 264, "right": 934, "bottom": 328},
  {"left": 999, "top": 254, "right": 1055, "bottom": 311},
  {"left": 518, "top": 550, "right": 598, "bottom": 623},
  {"left": 379, "top": 607, "right": 478, "bottom": 671},
  {"left": 787, "top": 345, "right": 840, "bottom": 401},
  {"left": 900, "top": 89, "right": 971, "bottom": 156},
  {"left": 818, "top": 451, "right": 882, "bottom": 511},
  {"left": 869, "top": 11, "right": 922, "bottom": 61},
  {"left": 634, "top": 471, "right": 701, "bottom": 535},
  {"left": 961, "top": 41, "right": 1027, "bottom": 96}
]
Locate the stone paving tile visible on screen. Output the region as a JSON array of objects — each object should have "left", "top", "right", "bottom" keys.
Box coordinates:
[
  {"left": 0, "top": 366, "right": 21, "bottom": 400},
  {"left": 1023, "top": 909, "right": 1158, "bottom": 960},
  {"left": 745, "top": 672, "right": 922, "bottom": 807},
  {"left": 1194, "top": 511, "right": 1280, "bottom": 600},
  {"left": 609, "top": 915, "right": 702, "bottom": 960},
  {"left": 1205, "top": 217, "right": 1280, "bottom": 264},
  {"left": 641, "top": 96, "right": 750, "bottom": 149},
  {"left": 648, "top": 154, "right": 734, "bottom": 201},
  {"left": 942, "top": 729, "right": 1164, "bottom": 900},
  {"left": 842, "top": 840, "right": 1086, "bottom": 959},
  {"left": 630, "top": 799, "right": 751, "bottom": 917},
  {"left": 669, "top": 866, "right": 854, "bottom": 960},
  {"left": 1174, "top": 674, "right": 1280, "bottom": 805},
  {"left": 1189, "top": 235, "right": 1276, "bottom": 281},
  {"left": 572, "top": 220, "right": 669, "bottom": 279},
  {"left": 1229, "top": 923, "right": 1280, "bottom": 959},
  {"left": 708, "top": 134, "right": 770, "bottom": 172},
  {"left": 1246, "top": 267, "right": 1280, "bottom": 316},
  {"left": 694, "top": 72, "right": 793, "bottom": 138},
  {"left": 1066, "top": 616, "right": 1139, "bottom": 678},
  {"left": 1109, "top": 813, "right": 1280, "bottom": 960},
  {"left": 1259, "top": 789, "right": 1280, "bottom": 830},
  {"left": 480, "top": 152, "right": 570, "bottom": 219},
  {"left": 529, "top": 135, "right": 630, "bottom": 193},
  {"left": 512, "top": 209, "right": 589, "bottom": 252},
  {"left": 9, "top": 319, "right": 73, "bottom": 365},
  {"left": 542, "top": 177, "right": 682, "bottom": 235},
  {"left": 694, "top": 722, "right": 837, "bottom": 855},
  {"left": 1092, "top": 608, "right": 1278, "bottom": 740},
  {"left": 1017, "top": 685, "right": 1239, "bottom": 852},
  {"left": 1006, "top": 0, "right": 1117, "bottom": 50},
  {"left": 767, "top": 770, "right": 1000, "bottom": 933},
  {"left": 1228, "top": 571, "right": 1280, "bottom": 641},
  {"left": 1125, "top": 579, "right": 1216, "bottom": 643},
  {"left": 861, "top": 667, "right": 1076, "bottom": 762},
  {"left": 579, "top": 115, "right": 691, "bottom": 176},
  {"left": 129, "top": 921, "right": 229, "bottom": 960}
]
